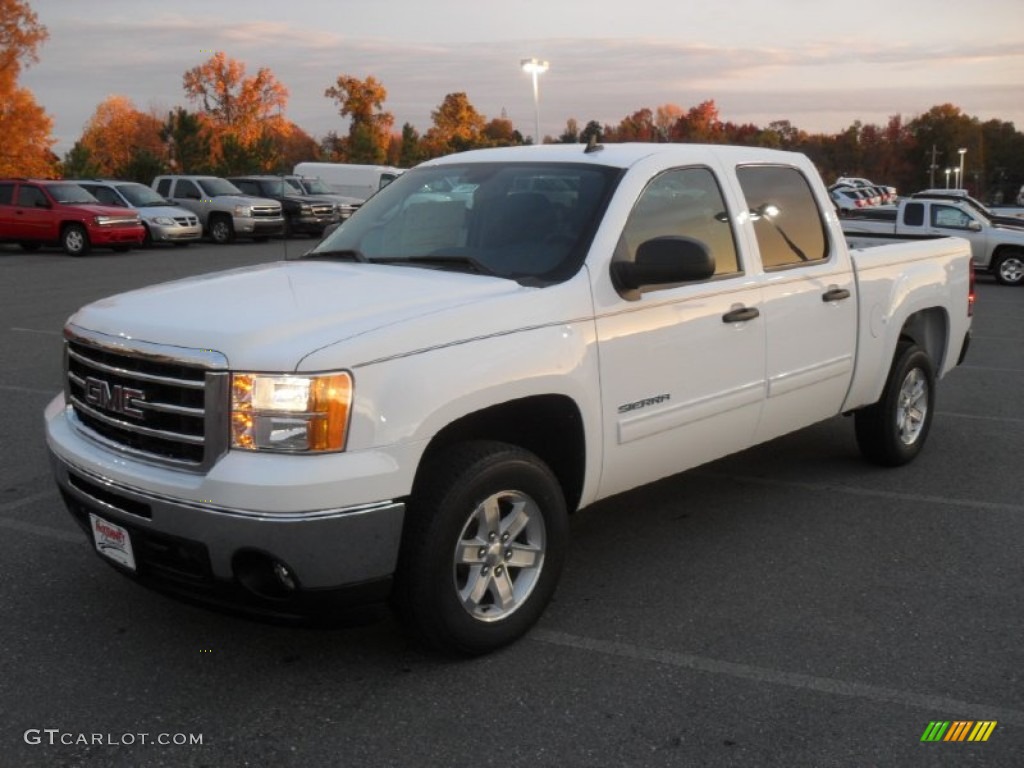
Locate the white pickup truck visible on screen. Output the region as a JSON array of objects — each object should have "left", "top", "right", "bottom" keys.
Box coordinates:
[
  {"left": 842, "top": 195, "right": 1024, "bottom": 286},
  {"left": 46, "top": 144, "right": 973, "bottom": 655}
]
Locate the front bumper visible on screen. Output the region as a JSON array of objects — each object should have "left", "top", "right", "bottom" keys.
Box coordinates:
[
  {"left": 46, "top": 395, "right": 407, "bottom": 616},
  {"left": 148, "top": 222, "right": 202, "bottom": 243},
  {"left": 234, "top": 216, "right": 285, "bottom": 237},
  {"left": 90, "top": 225, "right": 146, "bottom": 246}
]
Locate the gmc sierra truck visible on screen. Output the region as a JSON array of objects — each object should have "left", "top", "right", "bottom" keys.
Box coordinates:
[{"left": 46, "top": 144, "right": 973, "bottom": 655}]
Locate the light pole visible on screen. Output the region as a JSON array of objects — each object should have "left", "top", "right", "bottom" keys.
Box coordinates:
[
  {"left": 954, "top": 167, "right": 961, "bottom": 189},
  {"left": 521, "top": 58, "right": 549, "bottom": 144},
  {"left": 945, "top": 168, "right": 951, "bottom": 189},
  {"left": 958, "top": 147, "right": 967, "bottom": 191}
]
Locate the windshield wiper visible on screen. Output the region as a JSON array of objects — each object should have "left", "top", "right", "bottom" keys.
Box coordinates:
[
  {"left": 291, "top": 248, "right": 368, "bottom": 263},
  {"left": 373, "top": 254, "right": 498, "bottom": 276}
]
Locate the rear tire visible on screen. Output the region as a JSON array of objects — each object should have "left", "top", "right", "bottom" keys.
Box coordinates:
[
  {"left": 992, "top": 251, "right": 1024, "bottom": 286},
  {"left": 393, "top": 441, "right": 568, "bottom": 655},
  {"left": 61, "top": 224, "right": 90, "bottom": 257},
  {"left": 855, "top": 341, "right": 935, "bottom": 466}
]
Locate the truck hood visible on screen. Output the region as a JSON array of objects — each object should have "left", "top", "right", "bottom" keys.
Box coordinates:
[{"left": 68, "top": 261, "right": 565, "bottom": 371}]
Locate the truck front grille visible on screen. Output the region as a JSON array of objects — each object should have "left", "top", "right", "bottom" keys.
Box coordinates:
[
  {"left": 64, "top": 330, "right": 229, "bottom": 470},
  {"left": 311, "top": 204, "right": 335, "bottom": 217},
  {"left": 250, "top": 205, "right": 281, "bottom": 219}
]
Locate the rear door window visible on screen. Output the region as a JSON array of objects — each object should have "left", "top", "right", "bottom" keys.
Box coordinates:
[
  {"left": 736, "top": 165, "right": 829, "bottom": 269},
  {"left": 0, "top": 183, "right": 14, "bottom": 205}
]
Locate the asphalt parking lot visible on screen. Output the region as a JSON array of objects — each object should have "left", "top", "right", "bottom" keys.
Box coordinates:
[{"left": 1, "top": 240, "right": 1021, "bottom": 767}]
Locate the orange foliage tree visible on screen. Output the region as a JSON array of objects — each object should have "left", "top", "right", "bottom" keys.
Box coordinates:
[
  {"left": 0, "top": 0, "right": 56, "bottom": 176},
  {"left": 78, "top": 96, "right": 165, "bottom": 177},
  {"left": 324, "top": 74, "right": 394, "bottom": 163},
  {"left": 182, "top": 52, "right": 289, "bottom": 170}
]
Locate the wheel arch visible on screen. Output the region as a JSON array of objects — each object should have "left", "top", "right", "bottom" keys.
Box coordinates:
[
  {"left": 411, "top": 394, "right": 586, "bottom": 513},
  {"left": 897, "top": 307, "right": 949, "bottom": 373}
]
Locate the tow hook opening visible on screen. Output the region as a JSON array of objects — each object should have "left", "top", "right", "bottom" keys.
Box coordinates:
[{"left": 233, "top": 550, "right": 300, "bottom": 599}]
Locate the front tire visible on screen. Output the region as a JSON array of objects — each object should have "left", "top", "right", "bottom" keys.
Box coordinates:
[
  {"left": 393, "top": 441, "right": 568, "bottom": 655},
  {"left": 61, "top": 224, "right": 90, "bottom": 257},
  {"left": 208, "top": 215, "right": 234, "bottom": 244},
  {"left": 993, "top": 251, "right": 1024, "bottom": 286},
  {"left": 855, "top": 341, "right": 935, "bottom": 466}
]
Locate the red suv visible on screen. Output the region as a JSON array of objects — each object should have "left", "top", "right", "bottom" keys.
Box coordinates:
[{"left": 0, "top": 179, "right": 146, "bottom": 256}]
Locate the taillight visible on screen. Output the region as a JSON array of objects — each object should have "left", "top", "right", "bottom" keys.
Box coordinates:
[{"left": 968, "top": 263, "right": 976, "bottom": 316}]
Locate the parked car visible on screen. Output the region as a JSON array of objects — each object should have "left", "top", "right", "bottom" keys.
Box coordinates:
[
  {"left": 152, "top": 175, "right": 284, "bottom": 243},
  {"left": 0, "top": 179, "right": 144, "bottom": 256},
  {"left": 227, "top": 176, "right": 339, "bottom": 237},
  {"left": 70, "top": 180, "right": 202, "bottom": 246},
  {"left": 829, "top": 187, "right": 866, "bottom": 215},
  {"left": 285, "top": 175, "right": 362, "bottom": 220}
]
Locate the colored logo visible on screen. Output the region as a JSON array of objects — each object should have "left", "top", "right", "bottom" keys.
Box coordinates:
[{"left": 920, "top": 721, "right": 997, "bottom": 742}]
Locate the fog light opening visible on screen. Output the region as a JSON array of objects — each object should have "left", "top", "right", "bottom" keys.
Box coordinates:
[
  {"left": 273, "top": 561, "right": 297, "bottom": 591},
  {"left": 233, "top": 550, "right": 301, "bottom": 600}
]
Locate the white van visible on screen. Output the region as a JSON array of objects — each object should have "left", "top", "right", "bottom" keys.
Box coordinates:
[{"left": 292, "top": 162, "right": 404, "bottom": 202}]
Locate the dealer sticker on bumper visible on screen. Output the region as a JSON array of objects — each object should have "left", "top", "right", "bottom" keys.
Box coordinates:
[{"left": 89, "top": 513, "right": 136, "bottom": 571}]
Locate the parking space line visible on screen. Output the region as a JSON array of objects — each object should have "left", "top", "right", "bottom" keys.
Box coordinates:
[
  {"left": 0, "top": 383, "right": 58, "bottom": 396},
  {"left": 10, "top": 327, "right": 61, "bottom": 336},
  {"left": 0, "top": 490, "right": 82, "bottom": 544},
  {"left": 939, "top": 410, "right": 1024, "bottom": 425},
  {"left": 0, "top": 489, "right": 60, "bottom": 515},
  {"left": 0, "top": 516, "right": 83, "bottom": 544},
  {"left": 695, "top": 472, "right": 1024, "bottom": 513},
  {"left": 531, "top": 629, "right": 1024, "bottom": 726},
  {"left": 959, "top": 364, "right": 1024, "bottom": 373}
]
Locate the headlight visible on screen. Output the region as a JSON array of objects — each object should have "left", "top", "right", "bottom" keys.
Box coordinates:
[
  {"left": 299, "top": 204, "right": 313, "bottom": 215},
  {"left": 234, "top": 205, "right": 253, "bottom": 217},
  {"left": 93, "top": 215, "right": 115, "bottom": 226},
  {"left": 231, "top": 372, "right": 352, "bottom": 452},
  {"left": 152, "top": 216, "right": 175, "bottom": 225}
]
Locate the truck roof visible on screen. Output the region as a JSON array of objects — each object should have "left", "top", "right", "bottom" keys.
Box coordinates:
[{"left": 421, "top": 142, "right": 810, "bottom": 170}]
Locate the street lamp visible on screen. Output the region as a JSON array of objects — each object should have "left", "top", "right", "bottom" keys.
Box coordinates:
[
  {"left": 958, "top": 147, "right": 967, "bottom": 191},
  {"left": 520, "top": 58, "right": 549, "bottom": 144},
  {"left": 945, "top": 168, "right": 951, "bottom": 189},
  {"left": 954, "top": 167, "right": 961, "bottom": 189}
]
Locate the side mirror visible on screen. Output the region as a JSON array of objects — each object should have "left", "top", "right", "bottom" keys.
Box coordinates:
[
  {"left": 35, "top": 199, "right": 51, "bottom": 209},
  {"left": 967, "top": 220, "right": 982, "bottom": 232},
  {"left": 611, "top": 236, "right": 715, "bottom": 291}
]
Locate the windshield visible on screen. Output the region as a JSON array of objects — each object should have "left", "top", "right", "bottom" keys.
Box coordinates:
[
  {"left": 116, "top": 183, "right": 169, "bottom": 207},
  {"left": 48, "top": 184, "right": 98, "bottom": 204},
  {"left": 197, "top": 178, "right": 242, "bottom": 197},
  {"left": 260, "top": 178, "right": 303, "bottom": 196},
  {"left": 300, "top": 177, "right": 331, "bottom": 194},
  {"left": 299, "top": 162, "right": 620, "bottom": 285}
]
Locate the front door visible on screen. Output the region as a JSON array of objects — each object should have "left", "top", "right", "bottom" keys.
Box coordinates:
[{"left": 594, "top": 165, "right": 766, "bottom": 498}]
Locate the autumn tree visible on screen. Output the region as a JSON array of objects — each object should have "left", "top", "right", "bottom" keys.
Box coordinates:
[
  {"left": 423, "top": 92, "right": 487, "bottom": 157},
  {"left": 324, "top": 74, "right": 394, "bottom": 163},
  {"left": 75, "top": 95, "right": 165, "bottom": 178},
  {"left": 182, "top": 52, "right": 289, "bottom": 168},
  {"left": 0, "top": 0, "right": 56, "bottom": 176}
]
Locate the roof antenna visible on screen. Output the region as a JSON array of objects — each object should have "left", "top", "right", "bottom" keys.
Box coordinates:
[{"left": 584, "top": 134, "right": 604, "bottom": 154}]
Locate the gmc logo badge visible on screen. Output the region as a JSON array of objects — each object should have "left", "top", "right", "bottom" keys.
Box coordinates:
[{"left": 83, "top": 376, "right": 145, "bottom": 419}]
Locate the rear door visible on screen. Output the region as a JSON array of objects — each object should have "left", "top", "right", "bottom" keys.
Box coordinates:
[
  {"left": 0, "top": 182, "right": 16, "bottom": 237},
  {"left": 12, "top": 183, "right": 54, "bottom": 241},
  {"left": 734, "top": 164, "right": 857, "bottom": 443}
]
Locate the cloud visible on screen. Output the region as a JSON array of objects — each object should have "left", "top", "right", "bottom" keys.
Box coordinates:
[{"left": 19, "top": 17, "right": 1024, "bottom": 153}]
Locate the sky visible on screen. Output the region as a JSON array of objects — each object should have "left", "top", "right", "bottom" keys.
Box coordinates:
[{"left": 19, "top": 0, "right": 1024, "bottom": 156}]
